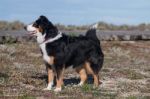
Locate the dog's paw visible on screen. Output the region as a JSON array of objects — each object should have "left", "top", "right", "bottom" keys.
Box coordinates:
[
  {"left": 54, "top": 87, "right": 61, "bottom": 92},
  {"left": 77, "top": 81, "right": 84, "bottom": 86},
  {"left": 43, "top": 82, "right": 53, "bottom": 91}
]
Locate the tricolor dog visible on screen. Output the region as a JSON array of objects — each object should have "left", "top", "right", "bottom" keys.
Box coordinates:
[{"left": 24, "top": 16, "right": 104, "bottom": 92}]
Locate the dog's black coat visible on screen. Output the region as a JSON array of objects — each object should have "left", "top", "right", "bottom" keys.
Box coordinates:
[{"left": 32, "top": 16, "right": 104, "bottom": 78}]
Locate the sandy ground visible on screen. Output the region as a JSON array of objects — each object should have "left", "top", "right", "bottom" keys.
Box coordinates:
[{"left": 0, "top": 41, "right": 150, "bottom": 99}]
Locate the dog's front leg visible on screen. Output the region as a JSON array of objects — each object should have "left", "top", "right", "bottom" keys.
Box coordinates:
[
  {"left": 54, "top": 67, "right": 65, "bottom": 92},
  {"left": 43, "top": 68, "right": 54, "bottom": 90}
]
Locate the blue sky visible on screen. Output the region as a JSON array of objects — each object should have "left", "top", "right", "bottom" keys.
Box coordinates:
[{"left": 0, "top": 0, "right": 150, "bottom": 25}]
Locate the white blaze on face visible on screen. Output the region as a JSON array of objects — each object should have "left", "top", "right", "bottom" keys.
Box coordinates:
[
  {"left": 27, "top": 24, "right": 37, "bottom": 32},
  {"left": 26, "top": 24, "right": 46, "bottom": 44}
]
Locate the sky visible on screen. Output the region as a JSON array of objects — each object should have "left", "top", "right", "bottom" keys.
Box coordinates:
[{"left": 0, "top": 0, "right": 150, "bottom": 25}]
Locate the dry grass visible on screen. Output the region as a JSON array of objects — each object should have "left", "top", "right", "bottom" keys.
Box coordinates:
[{"left": 0, "top": 41, "right": 150, "bottom": 99}]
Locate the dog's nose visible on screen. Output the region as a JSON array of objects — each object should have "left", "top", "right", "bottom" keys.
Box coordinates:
[{"left": 24, "top": 26, "right": 27, "bottom": 30}]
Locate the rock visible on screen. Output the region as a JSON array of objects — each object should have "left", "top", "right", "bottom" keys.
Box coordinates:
[
  {"left": 130, "top": 35, "right": 142, "bottom": 40},
  {"left": 0, "top": 36, "right": 4, "bottom": 43},
  {"left": 142, "top": 35, "right": 150, "bottom": 40},
  {"left": 112, "top": 35, "right": 119, "bottom": 41},
  {"left": 99, "top": 35, "right": 112, "bottom": 41},
  {"left": 122, "top": 35, "right": 131, "bottom": 41}
]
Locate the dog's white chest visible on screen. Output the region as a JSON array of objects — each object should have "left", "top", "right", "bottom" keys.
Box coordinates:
[{"left": 40, "top": 43, "right": 50, "bottom": 63}]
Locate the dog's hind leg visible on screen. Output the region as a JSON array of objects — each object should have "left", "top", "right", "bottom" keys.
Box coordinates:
[
  {"left": 84, "top": 61, "right": 101, "bottom": 87},
  {"left": 93, "top": 73, "right": 100, "bottom": 87}
]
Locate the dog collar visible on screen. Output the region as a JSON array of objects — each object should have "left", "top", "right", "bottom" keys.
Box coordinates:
[{"left": 40, "top": 32, "right": 62, "bottom": 45}]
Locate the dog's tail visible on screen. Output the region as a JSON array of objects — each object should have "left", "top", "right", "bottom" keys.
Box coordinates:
[{"left": 85, "top": 23, "right": 99, "bottom": 42}]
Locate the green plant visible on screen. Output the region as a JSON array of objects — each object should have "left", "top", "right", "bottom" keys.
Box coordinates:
[{"left": 81, "top": 84, "right": 93, "bottom": 92}]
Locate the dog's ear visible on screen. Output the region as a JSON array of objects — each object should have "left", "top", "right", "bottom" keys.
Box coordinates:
[
  {"left": 38, "top": 15, "right": 52, "bottom": 29},
  {"left": 39, "top": 15, "right": 49, "bottom": 22},
  {"left": 38, "top": 15, "right": 58, "bottom": 33},
  {"left": 40, "top": 15, "right": 46, "bottom": 18}
]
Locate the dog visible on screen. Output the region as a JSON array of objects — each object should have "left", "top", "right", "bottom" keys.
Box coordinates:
[{"left": 24, "top": 15, "right": 104, "bottom": 92}]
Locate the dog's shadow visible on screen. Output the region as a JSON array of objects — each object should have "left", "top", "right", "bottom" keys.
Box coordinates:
[{"left": 31, "top": 73, "right": 94, "bottom": 86}]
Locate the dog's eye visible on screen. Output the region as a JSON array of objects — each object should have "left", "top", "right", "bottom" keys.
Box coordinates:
[{"left": 33, "top": 23, "right": 38, "bottom": 28}]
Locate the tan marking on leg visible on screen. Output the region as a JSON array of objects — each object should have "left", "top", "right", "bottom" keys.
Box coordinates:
[
  {"left": 43, "top": 68, "right": 54, "bottom": 90},
  {"left": 76, "top": 66, "right": 87, "bottom": 85},
  {"left": 75, "top": 65, "right": 83, "bottom": 73},
  {"left": 84, "top": 62, "right": 101, "bottom": 87},
  {"left": 48, "top": 68, "right": 54, "bottom": 83},
  {"left": 93, "top": 74, "right": 100, "bottom": 87},
  {"left": 84, "top": 62, "right": 94, "bottom": 74},
  {"left": 56, "top": 78, "right": 63, "bottom": 88},
  {"left": 49, "top": 56, "right": 54, "bottom": 65},
  {"left": 56, "top": 67, "right": 65, "bottom": 89}
]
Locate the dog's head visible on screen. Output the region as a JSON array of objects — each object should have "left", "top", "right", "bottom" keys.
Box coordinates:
[{"left": 25, "top": 15, "right": 58, "bottom": 43}]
